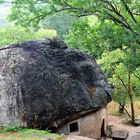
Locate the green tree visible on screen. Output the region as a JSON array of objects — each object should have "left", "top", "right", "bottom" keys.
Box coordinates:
[
  {"left": 8, "top": 0, "right": 140, "bottom": 70},
  {"left": 44, "top": 12, "right": 75, "bottom": 38},
  {"left": 65, "top": 17, "right": 105, "bottom": 58},
  {"left": 8, "top": 0, "right": 140, "bottom": 36},
  {"left": 98, "top": 49, "right": 140, "bottom": 121},
  {"left": 0, "top": 26, "right": 56, "bottom": 46}
]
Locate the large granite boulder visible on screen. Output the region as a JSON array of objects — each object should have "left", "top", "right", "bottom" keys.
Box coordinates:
[{"left": 0, "top": 38, "right": 112, "bottom": 129}]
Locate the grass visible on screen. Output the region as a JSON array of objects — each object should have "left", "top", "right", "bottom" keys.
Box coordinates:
[
  {"left": 108, "top": 95, "right": 140, "bottom": 119},
  {"left": 0, "top": 126, "right": 63, "bottom": 140}
]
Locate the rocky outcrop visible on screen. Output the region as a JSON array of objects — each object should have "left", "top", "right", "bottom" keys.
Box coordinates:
[{"left": 0, "top": 38, "right": 112, "bottom": 129}]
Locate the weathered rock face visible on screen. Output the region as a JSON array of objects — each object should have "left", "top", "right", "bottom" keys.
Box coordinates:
[{"left": 0, "top": 38, "right": 112, "bottom": 129}]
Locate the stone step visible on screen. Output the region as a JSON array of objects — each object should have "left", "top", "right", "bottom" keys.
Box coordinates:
[
  {"left": 65, "top": 135, "right": 96, "bottom": 140},
  {"left": 111, "top": 130, "right": 129, "bottom": 140}
]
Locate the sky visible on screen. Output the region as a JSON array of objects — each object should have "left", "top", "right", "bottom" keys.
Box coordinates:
[{"left": 0, "top": 3, "right": 11, "bottom": 26}]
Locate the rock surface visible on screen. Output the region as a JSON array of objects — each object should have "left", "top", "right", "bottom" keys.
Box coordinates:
[
  {"left": 0, "top": 38, "right": 112, "bottom": 129},
  {"left": 111, "top": 130, "right": 128, "bottom": 139},
  {"left": 65, "top": 135, "right": 96, "bottom": 140}
]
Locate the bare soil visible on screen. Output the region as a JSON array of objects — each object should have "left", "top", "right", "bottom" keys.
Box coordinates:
[{"left": 108, "top": 115, "right": 140, "bottom": 139}]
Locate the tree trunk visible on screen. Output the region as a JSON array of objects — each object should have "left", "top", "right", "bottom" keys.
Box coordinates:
[
  {"left": 128, "top": 72, "right": 135, "bottom": 121},
  {"left": 119, "top": 104, "right": 125, "bottom": 113}
]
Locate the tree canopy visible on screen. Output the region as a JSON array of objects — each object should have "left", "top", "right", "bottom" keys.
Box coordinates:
[
  {"left": 7, "top": 0, "right": 140, "bottom": 69},
  {"left": 0, "top": 26, "right": 56, "bottom": 46}
]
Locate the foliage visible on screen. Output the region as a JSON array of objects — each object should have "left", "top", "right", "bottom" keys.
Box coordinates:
[
  {"left": 0, "top": 26, "right": 56, "bottom": 46},
  {"left": 98, "top": 49, "right": 140, "bottom": 120},
  {"left": 0, "top": 0, "right": 4, "bottom": 3},
  {"left": 65, "top": 16, "right": 105, "bottom": 58},
  {"left": 44, "top": 12, "right": 75, "bottom": 38},
  {"left": 7, "top": 0, "right": 140, "bottom": 36},
  {"left": 6, "top": 0, "right": 140, "bottom": 64},
  {"left": 0, "top": 125, "right": 22, "bottom": 133}
]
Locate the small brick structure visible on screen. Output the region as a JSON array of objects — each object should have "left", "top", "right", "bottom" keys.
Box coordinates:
[{"left": 57, "top": 108, "right": 108, "bottom": 139}]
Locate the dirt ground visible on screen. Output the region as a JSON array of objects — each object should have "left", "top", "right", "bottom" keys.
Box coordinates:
[{"left": 108, "top": 115, "right": 140, "bottom": 140}]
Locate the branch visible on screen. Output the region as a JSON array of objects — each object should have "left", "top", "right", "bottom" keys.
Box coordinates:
[
  {"left": 120, "top": 0, "right": 137, "bottom": 24},
  {"left": 55, "top": 2, "right": 86, "bottom": 13},
  {"left": 55, "top": 7, "right": 83, "bottom": 13},
  {"left": 28, "top": 13, "right": 48, "bottom": 25},
  {"left": 104, "top": 11, "right": 132, "bottom": 32},
  {"left": 133, "top": 72, "right": 140, "bottom": 81},
  {"left": 118, "top": 103, "right": 133, "bottom": 119},
  {"left": 112, "top": 0, "right": 118, "bottom": 11},
  {"left": 61, "top": 1, "right": 99, "bottom": 17},
  {"left": 61, "top": 0, "right": 101, "bottom": 18},
  {"left": 75, "top": 13, "right": 98, "bottom": 18},
  {"left": 132, "top": 12, "right": 140, "bottom": 16},
  {"left": 105, "top": 2, "right": 132, "bottom": 32},
  {"left": 110, "top": 66, "right": 128, "bottom": 90},
  {"left": 100, "top": 0, "right": 135, "bottom": 34},
  {"left": 117, "top": 76, "right": 128, "bottom": 90}
]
